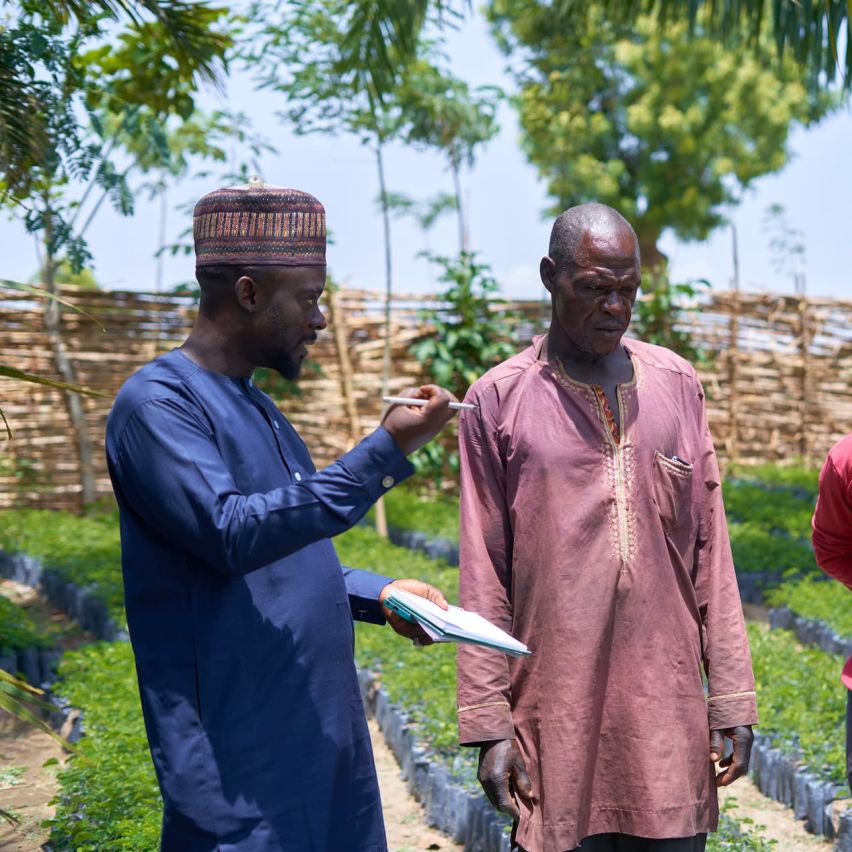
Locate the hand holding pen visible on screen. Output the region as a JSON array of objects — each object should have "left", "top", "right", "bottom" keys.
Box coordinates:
[{"left": 380, "top": 385, "right": 460, "bottom": 456}]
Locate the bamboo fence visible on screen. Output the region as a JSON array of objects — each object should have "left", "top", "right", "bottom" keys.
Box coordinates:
[{"left": 1, "top": 286, "right": 850, "bottom": 510}]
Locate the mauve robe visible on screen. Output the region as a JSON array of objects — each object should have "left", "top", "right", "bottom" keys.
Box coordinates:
[
  {"left": 456, "top": 336, "right": 757, "bottom": 852},
  {"left": 106, "top": 349, "right": 413, "bottom": 851}
]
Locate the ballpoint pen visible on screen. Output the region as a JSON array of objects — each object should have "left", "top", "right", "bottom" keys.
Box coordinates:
[{"left": 382, "top": 395, "right": 478, "bottom": 411}]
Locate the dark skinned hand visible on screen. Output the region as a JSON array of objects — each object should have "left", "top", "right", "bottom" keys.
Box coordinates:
[
  {"left": 710, "top": 725, "right": 754, "bottom": 787},
  {"left": 381, "top": 384, "right": 458, "bottom": 456},
  {"left": 477, "top": 738, "right": 533, "bottom": 820},
  {"left": 378, "top": 578, "right": 448, "bottom": 645}
]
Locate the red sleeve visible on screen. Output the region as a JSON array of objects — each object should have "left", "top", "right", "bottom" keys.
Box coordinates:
[{"left": 812, "top": 442, "right": 852, "bottom": 589}]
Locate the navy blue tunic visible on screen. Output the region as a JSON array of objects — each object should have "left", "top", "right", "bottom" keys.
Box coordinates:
[{"left": 105, "top": 350, "right": 413, "bottom": 851}]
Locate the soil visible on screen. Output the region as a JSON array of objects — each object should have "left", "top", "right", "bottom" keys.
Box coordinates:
[
  {"left": 0, "top": 580, "right": 92, "bottom": 654},
  {"left": 718, "top": 776, "right": 832, "bottom": 850},
  {"left": 0, "top": 719, "right": 65, "bottom": 851},
  {"left": 370, "top": 719, "right": 464, "bottom": 852}
]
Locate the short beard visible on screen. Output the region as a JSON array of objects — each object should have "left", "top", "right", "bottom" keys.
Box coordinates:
[{"left": 274, "top": 352, "right": 301, "bottom": 381}]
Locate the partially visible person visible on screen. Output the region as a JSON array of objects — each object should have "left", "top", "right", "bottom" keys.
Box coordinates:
[
  {"left": 812, "top": 434, "right": 852, "bottom": 791},
  {"left": 456, "top": 202, "right": 757, "bottom": 852},
  {"left": 106, "top": 178, "right": 458, "bottom": 851}
]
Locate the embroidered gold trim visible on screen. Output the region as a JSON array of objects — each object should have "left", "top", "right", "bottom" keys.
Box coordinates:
[
  {"left": 707, "top": 690, "right": 756, "bottom": 703},
  {"left": 457, "top": 700, "right": 511, "bottom": 713}
]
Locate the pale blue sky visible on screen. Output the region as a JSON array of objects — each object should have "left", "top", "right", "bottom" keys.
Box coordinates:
[{"left": 3, "top": 9, "right": 850, "bottom": 299}]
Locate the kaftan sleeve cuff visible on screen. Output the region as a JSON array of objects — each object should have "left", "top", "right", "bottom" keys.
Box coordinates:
[
  {"left": 340, "top": 427, "right": 415, "bottom": 500},
  {"left": 707, "top": 691, "right": 758, "bottom": 729},
  {"left": 342, "top": 566, "right": 393, "bottom": 625},
  {"left": 457, "top": 701, "right": 516, "bottom": 745}
]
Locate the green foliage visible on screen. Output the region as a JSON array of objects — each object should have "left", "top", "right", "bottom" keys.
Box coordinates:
[
  {"left": 48, "top": 642, "right": 162, "bottom": 851},
  {"left": 30, "top": 260, "right": 100, "bottom": 290},
  {"left": 722, "top": 483, "right": 815, "bottom": 540},
  {"left": 726, "top": 464, "right": 819, "bottom": 498},
  {"left": 0, "top": 510, "right": 124, "bottom": 625},
  {"left": 1, "top": 1, "right": 232, "bottom": 268},
  {"left": 30, "top": 510, "right": 844, "bottom": 843},
  {"left": 488, "top": 3, "right": 840, "bottom": 264},
  {"left": 341, "top": 527, "right": 464, "bottom": 755},
  {"left": 542, "top": 0, "right": 850, "bottom": 91},
  {"left": 371, "top": 481, "right": 461, "bottom": 540},
  {"left": 0, "top": 596, "right": 52, "bottom": 651},
  {"left": 412, "top": 252, "right": 518, "bottom": 399},
  {"left": 410, "top": 252, "right": 518, "bottom": 483},
  {"left": 396, "top": 59, "right": 501, "bottom": 170},
  {"left": 766, "top": 576, "right": 852, "bottom": 639},
  {"left": 630, "top": 275, "right": 709, "bottom": 361},
  {"left": 709, "top": 813, "right": 776, "bottom": 851},
  {"left": 721, "top": 472, "right": 820, "bottom": 580},
  {"left": 728, "top": 523, "right": 817, "bottom": 577},
  {"left": 748, "top": 622, "right": 847, "bottom": 784}
]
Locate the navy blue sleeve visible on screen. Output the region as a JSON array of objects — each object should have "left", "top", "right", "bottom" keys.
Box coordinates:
[
  {"left": 111, "top": 398, "right": 414, "bottom": 576},
  {"left": 341, "top": 566, "right": 393, "bottom": 625}
]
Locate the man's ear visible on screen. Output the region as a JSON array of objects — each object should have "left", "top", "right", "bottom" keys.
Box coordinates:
[
  {"left": 234, "top": 275, "right": 258, "bottom": 313},
  {"left": 540, "top": 256, "right": 557, "bottom": 294}
]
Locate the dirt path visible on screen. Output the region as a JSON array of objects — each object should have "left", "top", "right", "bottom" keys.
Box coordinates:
[
  {"left": 370, "top": 719, "right": 464, "bottom": 852},
  {"left": 718, "top": 777, "right": 832, "bottom": 850},
  {"left": 0, "top": 719, "right": 65, "bottom": 850}
]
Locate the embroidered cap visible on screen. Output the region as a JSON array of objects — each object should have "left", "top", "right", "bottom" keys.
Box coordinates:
[{"left": 193, "top": 176, "right": 326, "bottom": 268}]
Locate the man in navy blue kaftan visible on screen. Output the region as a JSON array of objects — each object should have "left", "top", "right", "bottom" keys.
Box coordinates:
[{"left": 105, "top": 182, "right": 457, "bottom": 851}]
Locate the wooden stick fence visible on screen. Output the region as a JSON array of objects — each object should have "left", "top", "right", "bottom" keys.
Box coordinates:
[{"left": 1, "top": 286, "right": 851, "bottom": 510}]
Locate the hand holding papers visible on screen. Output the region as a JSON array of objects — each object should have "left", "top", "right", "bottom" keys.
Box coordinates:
[{"left": 383, "top": 589, "right": 531, "bottom": 657}]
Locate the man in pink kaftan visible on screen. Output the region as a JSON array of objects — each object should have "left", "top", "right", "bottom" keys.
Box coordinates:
[{"left": 456, "top": 204, "right": 757, "bottom": 852}]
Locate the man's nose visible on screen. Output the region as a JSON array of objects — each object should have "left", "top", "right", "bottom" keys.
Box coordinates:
[
  {"left": 601, "top": 291, "right": 625, "bottom": 313},
  {"left": 311, "top": 303, "right": 327, "bottom": 330}
]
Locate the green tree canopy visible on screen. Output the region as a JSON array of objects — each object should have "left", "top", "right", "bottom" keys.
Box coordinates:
[
  {"left": 489, "top": 3, "right": 841, "bottom": 267},
  {"left": 0, "top": 0, "right": 231, "bottom": 203}
]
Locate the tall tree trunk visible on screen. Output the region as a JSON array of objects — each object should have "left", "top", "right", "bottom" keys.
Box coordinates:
[
  {"left": 638, "top": 233, "right": 668, "bottom": 282},
  {"left": 451, "top": 158, "right": 467, "bottom": 255},
  {"left": 375, "top": 141, "right": 392, "bottom": 538},
  {"left": 42, "top": 211, "right": 97, "bottom": 510}
]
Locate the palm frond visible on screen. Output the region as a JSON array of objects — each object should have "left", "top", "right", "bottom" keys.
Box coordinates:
[
  {"left": 0, "top": 365, "right": 109, "bottom": 398},
  {"left": 1, "top": 280, "right": 106, "bottom": 332},
  {"left": 548, "top": 0, "right": 850, "bottom": 85},
  {"left": 341, "top": 0, "right": 470, "bottom": 98},
  {"left": 0, "top": 669, "right": 76, "bottom": 751}
]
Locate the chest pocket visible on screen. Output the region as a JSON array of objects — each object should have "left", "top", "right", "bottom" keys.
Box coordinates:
[{"left": 651, "top": 451, "right": 694, "bottom": 555}]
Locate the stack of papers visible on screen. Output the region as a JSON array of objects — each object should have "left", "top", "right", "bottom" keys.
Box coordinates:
[{"left": 384, "top": 589, "right": 531, "bottom": 657}]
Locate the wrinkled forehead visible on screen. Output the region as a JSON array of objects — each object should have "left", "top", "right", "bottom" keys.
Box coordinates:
[{"left": 574, "top": 224, "right": 640, "bottom": 270}]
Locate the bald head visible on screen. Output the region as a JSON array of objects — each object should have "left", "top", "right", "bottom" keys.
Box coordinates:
[{"left": 549, "top": 203, "right": 639, "bottom": 271}]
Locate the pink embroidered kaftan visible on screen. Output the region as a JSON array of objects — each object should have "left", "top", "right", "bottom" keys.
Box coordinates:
[{"left": 456, "top": 336, "right": 757, "bottom": 852}]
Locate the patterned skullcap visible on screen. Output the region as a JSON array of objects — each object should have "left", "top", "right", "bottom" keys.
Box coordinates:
[{"left": 193, "top": 176, "right": 326, "bottom": 268}]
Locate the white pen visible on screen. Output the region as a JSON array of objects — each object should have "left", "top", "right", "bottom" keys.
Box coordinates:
[{"left": 382, "top": 395, "right": 478, "bottom": 411}]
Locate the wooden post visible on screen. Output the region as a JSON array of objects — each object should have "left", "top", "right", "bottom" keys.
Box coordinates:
[
  {"left": 327, "top": 289, "right": 361, "bottom": 448},
  {"left": 327, "top": 287, "right": 388, "bottom": 537},
  {"left": 798, "top": 295, "right": 810, "bottom": 465},
  {"left": 727, "top": 290, "right": 740, "bottom": 465}
]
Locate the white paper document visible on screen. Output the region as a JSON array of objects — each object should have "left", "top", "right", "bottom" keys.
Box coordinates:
[{"left": 384, "top": 589, "right": 531, "bottom": 657}]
